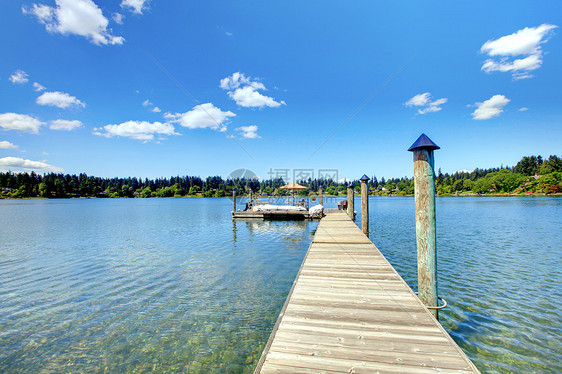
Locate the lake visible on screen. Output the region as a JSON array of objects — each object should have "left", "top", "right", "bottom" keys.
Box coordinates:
[{"left": 0, "top": 197, "right": 560, "bottom": 373}]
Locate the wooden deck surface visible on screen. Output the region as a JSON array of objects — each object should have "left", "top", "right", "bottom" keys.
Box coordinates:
[{"left": 254, "top": 211, "right": 480, "bottom": 373}]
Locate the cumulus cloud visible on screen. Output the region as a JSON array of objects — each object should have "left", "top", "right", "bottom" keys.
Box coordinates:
[
  {"left": 0, "top": 113, "right": 45, "bottom": 133},
  {"left": 480, "top": 24, "right": 557, "bottom": 80},
  {"left": 50, "top": 119, "right": 83, "bottom": 131},
  {"left": 93, "top": 120, "right": 179, "bottom": 142},
  {"left": 471, "top": 95, "right": 510, "bottom": 120},
  {"left": 9, "top": 70, "right": 29, "bottom": 84},
  {"left": 236, "top": 125, "right": 260, "bottom": 139},
  {"left": 142, "top": 99, "right": 152, "bottom": 106},
  {"left": 220, "top": 72, "right": 285, "bottom": 108},
  {"left": 0, "top": 141, "right": 18, "bottom": 149},
  {"left": 404, "top": 93, "right": 448, "bottom": 115},
  {"left": 33, "top": 82, "right": 46, "bottom": 91},
  {"left": 22, "top": 0, "right": 124, "bottom": 46},
  {"left": 0, "top": 157, "right": 63, "bottom": 172},
  {"left": 37, "top": 91, "right": 85, "bottom": 109},
  {"left": 113, "top": 12, "right": 124, "bottom": 24},
  {"left": 165, "top": 103, "right": 235, "bottom": 132},
  {"left": 121, "top": 0, "right": 149, "bottom": 14},
  {"left": 152, "top": 107, "right": 161, "bottom": 113}
]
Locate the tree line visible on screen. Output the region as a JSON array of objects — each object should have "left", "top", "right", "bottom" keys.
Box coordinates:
[{"left": 1, "top": 155, "right": 560, "bottom": 199}]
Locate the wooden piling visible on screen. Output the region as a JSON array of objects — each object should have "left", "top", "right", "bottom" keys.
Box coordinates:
[
  {"left": 360, "top": 175, "right": 370, "bottom": 235},
  {"left": 232, "top": 188, "right": 237, "bottom": 212},
  {"left": 408, "top": 133, "right": 440, "bottom": 319},
  {"left": 319, "top": 185, "right": 323, "bottom": 206},
  {"left": 346, "top": 183, "right": 354, "bottom": 220}
]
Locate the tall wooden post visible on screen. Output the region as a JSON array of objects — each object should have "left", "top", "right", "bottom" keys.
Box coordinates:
[
  {"left": 360, "top": 175, "right": 370, "bottom": 235},
  {"left": 319, "top": 185, "right": 323, "bottom": 206},
  {"left": 347, "top": 183, "right": 355, "bottom": 220},
  {"left": 408, "top": 133, "right": 440, "bottom": 319},
  {"left": 232, "top": 188, "right": 237, "bottom": 212}
]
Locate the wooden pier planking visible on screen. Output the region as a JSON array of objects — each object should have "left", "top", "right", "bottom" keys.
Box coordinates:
[{"left": 255, "top": 211, "right": 480, "bottom": 373}]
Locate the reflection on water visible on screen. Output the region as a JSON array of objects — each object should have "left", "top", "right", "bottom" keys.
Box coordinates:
[
  {"left": 356, "top": 196, "right": 562, "bottom": 374},
  {"left": 1, "top": 197, "right": 560, "bottom": 373},
  {"left": 0, "top": 198, "right": 317, "bottom": 373}
]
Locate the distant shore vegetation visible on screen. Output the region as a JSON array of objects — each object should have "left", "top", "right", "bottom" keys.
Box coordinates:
[{"left": 1, "top": 155, "right": 560, "bottom": 199}]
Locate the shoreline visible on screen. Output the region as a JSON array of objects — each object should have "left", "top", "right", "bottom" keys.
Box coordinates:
[{"left": 1, "top": 192, "right": 561, "bottom": 200}]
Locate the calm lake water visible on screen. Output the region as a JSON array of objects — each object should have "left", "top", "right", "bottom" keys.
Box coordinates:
[{"left": 0, "top": 197, "right": 560, "bottom": 373}]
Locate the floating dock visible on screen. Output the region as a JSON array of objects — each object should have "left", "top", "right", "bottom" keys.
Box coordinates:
[
  {"left": 254, "top": 210, "right": 480, "bottom": 373},
  {"left": 232, "top": 210, "right": 317, "bottom": 220}
]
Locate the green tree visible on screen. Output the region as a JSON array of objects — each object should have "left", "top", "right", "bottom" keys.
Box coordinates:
[
  {"left": 141, "top": 187, "right": 153, "bottom": 198},
  {"left": 539, "top": 155, "right": 562, "bottom": 174}
]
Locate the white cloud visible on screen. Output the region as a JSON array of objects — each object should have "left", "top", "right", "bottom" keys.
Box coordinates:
[
  {"left": 37, "top": 91, "right": 85, "bottom": 109},
  {"left": 50, "top": 119, "right": 83, "bottom": 131},
  {"left": 518, "top": 107, "right": 529, "bottom": 112},
  {"left": 225, "top": 31, "right": 233, "bottom": 36},
  {"left": 0, "top": 141, "right": 18, "bottom": 149},
  {"left": 121, "top": 0, "right": 149, "bottom": 14},
  {"left": 0, "top": 157, "right": 63, "bottom": 172},
  {"left": 220, "top": 72, "right": 285, "bottom": 108},
  {"left": 480, "top": 24, "right": 557, "bottom": 80},
  {"left": 142, "top": 99, "right": 152, "bottom": 106},
  {"left": 93, "top": 120, "right": 179, "bottom": 142},
  {"left": 454, "top": 169, "right": 474, "bottom": 174},
  {"left": 113, "top": 12, "right": 124, "bottom": 24},
  {"left": 152, "top": 107, "right": 161, "bottom": 113},
  {"left": 165, "top": 103, "right": 235, "bottom": 132},
  {"left": 33, "top": 82, "right": 46, "bottom": 91},
  {"left": 404, "top": 93, "right": 447, "bottom": 115},
  {"left": 9, "top": 70, "right": 29, "bottom": 84},
  {"left": 471, "top": 95, "right": 510, "bottom": 120},
  {"left": 404, "top": 93, "right": 430, "bottom": 107},
  {"left": 23, "top": 0, "right": 124, "bottom": 46},
  {"left": 0, "top": 113, "right": 44, "bottom": 133},
  {"left": 236, "top": 125, "right": 260, "bottom": 139}
]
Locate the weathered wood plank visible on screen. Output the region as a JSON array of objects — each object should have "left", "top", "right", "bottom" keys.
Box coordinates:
[{"left": 254, "top": 212, "right": 480, "bottom": 373}]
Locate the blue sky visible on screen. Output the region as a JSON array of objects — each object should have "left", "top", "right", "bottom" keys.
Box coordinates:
[{"left": 1, "top": 1, "right": 561, "bottom": 181}]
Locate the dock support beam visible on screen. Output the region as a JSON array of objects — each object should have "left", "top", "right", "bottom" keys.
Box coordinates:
[
  {"left": 319, "top": 185, "right": 323, "bottom": 206},
  {"left": 347, "top": 183, "right": 355, "bottom": 220},
  {"left": 408, "top": 134, "right": 440, "bottom": 319},
  {"left": 232, "top": 188, "right": 236, "bottom": 212},
  {"left": 360, "top": 175, "right": 370, "bottom": 235}
]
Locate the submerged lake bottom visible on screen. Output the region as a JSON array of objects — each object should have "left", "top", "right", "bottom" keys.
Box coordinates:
[{"left": 0, "top": 197, "right": 560, "bottom": 373}]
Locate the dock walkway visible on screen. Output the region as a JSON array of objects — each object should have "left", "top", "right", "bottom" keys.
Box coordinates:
[{"left": 255, "top": 211, "right": 479, "bottom": 373}]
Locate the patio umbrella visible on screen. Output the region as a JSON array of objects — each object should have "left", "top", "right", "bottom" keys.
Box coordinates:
[
  {"left": 280, "top": 183, "right": 308, "bottom": 204},
  {"left": 279, "top": 182, "right": 308, "bottom": 190}
]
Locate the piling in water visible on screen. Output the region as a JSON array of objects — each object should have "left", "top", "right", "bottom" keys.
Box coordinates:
[
  {"left": 360, "top": 174, "right": 370, "bottom": 235},
  {"left": 408, "top": 133, "right": 440, "bottom": 319},
  {"left": 347, "top": 183, "right": 355, "bottom": 220}
]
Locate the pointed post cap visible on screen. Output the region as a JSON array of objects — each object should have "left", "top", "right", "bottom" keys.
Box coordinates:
[
  {"left": 347, "top": 182, "right": 354, "bottom": 188},
  {"left": 233, "top": 187, "right": 236, "bottom": 191},
  {"left": 407, "top": 133, "right": 440, "bottom": 152},
  {"left": 360, "top": 174, "right": 370, "bottom": 182},
  {"left": 319, "top": 184, "right": 323, "bottom": 188}
]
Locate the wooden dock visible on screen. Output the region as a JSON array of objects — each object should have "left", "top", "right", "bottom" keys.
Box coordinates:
[{"left": 254, "top": 211, "right": 480, "bottom": 373}]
